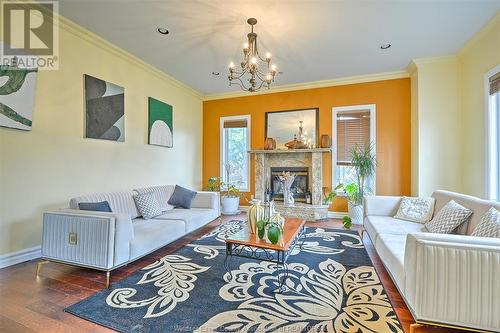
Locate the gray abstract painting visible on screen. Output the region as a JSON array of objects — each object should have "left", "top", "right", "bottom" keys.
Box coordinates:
[{"left": 84, "top": 74, "right": 124, "bottom": 141}]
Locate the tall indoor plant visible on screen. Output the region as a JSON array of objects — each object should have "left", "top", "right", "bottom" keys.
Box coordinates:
[{"left": 342, "top": 144, "right": 376, "bottom": 224}]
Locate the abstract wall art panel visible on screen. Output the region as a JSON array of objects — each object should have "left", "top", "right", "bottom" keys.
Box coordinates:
[
  {"left": 84, "top": 74, "right": 124, "bottom": 142},
  {"left": 0, "top": 64, "right": 38, "bottom": 131},
  {"left": 148, "top": 97, "right": 173, "bottom": 147}
]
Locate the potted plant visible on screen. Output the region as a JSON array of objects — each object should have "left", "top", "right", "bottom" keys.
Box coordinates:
[
  {"left": 340, "top": 144, "right": 376, "bottom": 225},
  {"left": 205, "top": 164, "right": 242, "bottom": 215}
]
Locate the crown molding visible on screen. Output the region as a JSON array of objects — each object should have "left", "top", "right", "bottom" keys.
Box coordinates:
[
  {"left": 36, "top": 5, "right": 204, "bottom": 100},
  {"left": 203, "top": 70, "right": 410, "bottom": 101},
  {"left": 458, "top": 10, "right": 500, "bottom": 58},
  {"left": 406, "top": 61, "right": 418, "bottom": 75},
  {"left": 411, "top": 55, "right": 458, "bottom": 66}
]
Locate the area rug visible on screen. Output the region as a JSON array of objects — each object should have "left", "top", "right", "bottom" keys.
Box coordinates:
[{"left": 66, "top": 220, "right": 403, "bottom": 333}]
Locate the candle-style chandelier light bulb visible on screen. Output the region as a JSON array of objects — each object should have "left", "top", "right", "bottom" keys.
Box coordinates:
[{"left": 227, "top": 17, "right": 279, "bottom": 92}]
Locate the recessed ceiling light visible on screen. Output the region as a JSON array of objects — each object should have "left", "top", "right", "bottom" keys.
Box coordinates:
[
  {"left": 380, "top": 43, "right": 391, "bottom": 50},
  {"left": 157, "top": 27, "right": 169, "bottom": 35},
  {"left": 212, "top": 72, "right": 220, "bottom": 76}
]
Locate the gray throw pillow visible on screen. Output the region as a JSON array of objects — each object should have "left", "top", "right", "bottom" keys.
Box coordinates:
[
  {"left": 78, "top": 201, "right": 112, "bottom": 212},
  {"left": 167, "top": 185, "right": 197, "bottom": 209},
  {"left": 134, "top": 192, "right": 162, "bottom": 219},
  {"left": 425, "top": 200, "right": 472, "bottom": 234},
  {"left": 471, "top": 207, "right": 500, "bottom": 238}
]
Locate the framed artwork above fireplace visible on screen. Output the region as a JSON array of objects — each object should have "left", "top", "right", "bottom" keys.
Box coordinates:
[{"left": 265, "top": 108, "right": 319, "bottom": 149}]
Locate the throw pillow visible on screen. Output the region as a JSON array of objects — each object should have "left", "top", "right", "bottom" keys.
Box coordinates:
[
  {"left": 471, "top": 207, "right": 500, "bottom": 238},
  {"left": 78, "top": 201, "right": 112, "bottom": 212},
  {"left": 394, "top": 196, "right": 435, "bottom": 223},
  {"left": 167, "top": 185, "right": 197, "bottom": 209},
  {"left": 133, "top": 192, "right": 162, "bottom": 219},
  {"left": 425, "top": 200, "right": 472, "bottom": 234}
]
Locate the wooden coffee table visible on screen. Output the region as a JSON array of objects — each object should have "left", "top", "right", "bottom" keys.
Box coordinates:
[{"left": 224, "top": 218, "right": 306, "bottom": 292}]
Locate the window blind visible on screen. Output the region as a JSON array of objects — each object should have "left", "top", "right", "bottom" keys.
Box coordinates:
[
  {"left": 223, "top": 119, "right": 247, "bottom": 128},
  {"left": 489, "top": 72, "right": 500, "bottom": 96},
  {"left": 336, "top": 111, "right": 370, "bottom": 165}
]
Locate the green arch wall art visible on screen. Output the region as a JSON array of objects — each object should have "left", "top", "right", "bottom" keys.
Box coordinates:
[{"left": 148, "top": 97, "right": 173, "bottom": 147}]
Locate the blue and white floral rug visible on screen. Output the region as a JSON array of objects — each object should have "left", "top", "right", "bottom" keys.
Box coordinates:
[{"left": 66, "top": 220, "right": 403, "bottom": 333}]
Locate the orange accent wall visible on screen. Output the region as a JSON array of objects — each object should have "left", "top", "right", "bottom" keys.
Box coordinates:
[{"left": 203, "top": 78, "right": 411, "bottom": 211}]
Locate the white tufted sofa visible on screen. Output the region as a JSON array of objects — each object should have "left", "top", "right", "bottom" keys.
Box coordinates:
[{"left": 364, "top": 190, "right": 500, "bottom": 332}]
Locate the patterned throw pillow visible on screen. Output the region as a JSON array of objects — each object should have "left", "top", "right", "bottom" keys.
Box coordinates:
[
  {"left": 133, "top": 192, "right": 162, "bottom": 219},
  {"left": 425, "top": 200, "right": 472, "bottom": 234},
  {"left": 471, "top": 207, "right": 500, "bottom": 238},
  {"left": 394, "top": 196, "right": 435, "bottom": 223}
]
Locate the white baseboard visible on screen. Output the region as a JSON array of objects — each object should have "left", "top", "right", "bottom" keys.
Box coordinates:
[
  {"left": 0, "top": 246, "right": 41, "bottom": 269},
  {"left": 328, "top": 211, "right": 348, "bottom": 219}
]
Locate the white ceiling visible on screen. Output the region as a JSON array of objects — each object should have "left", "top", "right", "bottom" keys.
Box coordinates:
[{"left": 57, "top": 0, "right": 499, "bottom": 95}]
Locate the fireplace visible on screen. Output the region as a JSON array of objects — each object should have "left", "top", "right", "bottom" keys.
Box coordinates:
[{"left": 270, "top": 167, "right": 309, "bottom": 203}]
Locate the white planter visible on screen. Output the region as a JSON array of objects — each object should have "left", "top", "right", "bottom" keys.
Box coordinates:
[
  {"left": 348, "top": 202, "right": 364, "bottom": 225},
  {"left": 221, "top": 196, "right": 240, "bottom": 215}
]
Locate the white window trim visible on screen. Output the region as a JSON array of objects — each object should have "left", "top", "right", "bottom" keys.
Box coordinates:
[
  {"left": 485, "top": 65, "right": 500, "bottom": 200},
  {"left": 220, "top": 115, "right": 251, "bottom": 192},
  {"left": 331, "top": 104, "right": 377, "bottom": 194}
]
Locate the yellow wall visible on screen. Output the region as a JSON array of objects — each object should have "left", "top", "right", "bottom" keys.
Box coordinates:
[
  {"left": 203, "top": 79, "right": 412, "bottom": 210},
  {"left": 459, "top": 13, "right": 500, "bottom": 197},
  {"left": 410, "top": 57, "right": 462, "bottom": 196},
  {"left": 0, "top": 18, "right": 203, "bottom": 255}
]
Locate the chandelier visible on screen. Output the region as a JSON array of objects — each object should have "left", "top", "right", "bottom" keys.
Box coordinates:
[{"left": 228, "top": 18, "right": 278, "bottom": 92}]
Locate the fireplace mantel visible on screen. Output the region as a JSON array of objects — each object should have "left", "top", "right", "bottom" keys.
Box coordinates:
[
  {"left": 250, "top": 147, "right": 330, "bottom": 219},
  {"left": 248, "top": 148, "right": 332, "bottom": 154}
]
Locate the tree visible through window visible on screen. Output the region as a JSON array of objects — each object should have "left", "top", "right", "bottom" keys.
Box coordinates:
[{"left": 221, "top": 116, "right": 250, "bottom": 191}]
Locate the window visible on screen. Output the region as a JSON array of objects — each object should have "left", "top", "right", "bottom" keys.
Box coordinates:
[
  {"left": 220, "top": 115, "right": 251, "bottom": 191},
  {"left": 486, "top": 67, "right": 500, "bottom": 201},
  {"left": 332, "top": 105, "right": 376, "bottom": 191}
]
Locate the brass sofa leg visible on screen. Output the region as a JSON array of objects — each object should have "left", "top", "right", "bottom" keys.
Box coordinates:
[
  {"left": 105, "top": 271, "right": 111, "bottom": 288},
  {"left": 409, "top": 323, "right": 423, "bottom": 333},
  {"left": 35, "top": 260, "right": 49, "bottom": 278}
]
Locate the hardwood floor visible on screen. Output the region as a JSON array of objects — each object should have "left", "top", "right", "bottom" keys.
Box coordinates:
[{"left": 0, "top": 215, "right": 465, "bottom": 333}]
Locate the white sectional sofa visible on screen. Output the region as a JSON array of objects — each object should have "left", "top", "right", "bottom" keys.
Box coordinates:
[
  {"left": 364, "top": 190, "right": 500, "bottom": 332},
  {"left": 40, "top": 185, "right": 220, "bottom": 285}
]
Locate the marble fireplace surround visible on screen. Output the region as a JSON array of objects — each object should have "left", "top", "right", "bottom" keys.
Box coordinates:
[{"left": 249, "top": 148, "right": 332, "bottom": 206}]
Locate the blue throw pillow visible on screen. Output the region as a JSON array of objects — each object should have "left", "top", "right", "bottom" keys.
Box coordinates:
[
  {"left": 167, "top": 185, "right": 197, "bottom": 209},
  {"left": 78, "top": 201, "right": 112, "bottom": 212}
]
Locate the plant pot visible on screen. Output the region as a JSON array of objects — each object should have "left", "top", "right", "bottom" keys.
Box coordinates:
[
  {"left": 221, "top": 196, "right": 239, "bottom": 215},
  {"left": 348, "top": 202, "right": 364, "bottom": 225}
]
